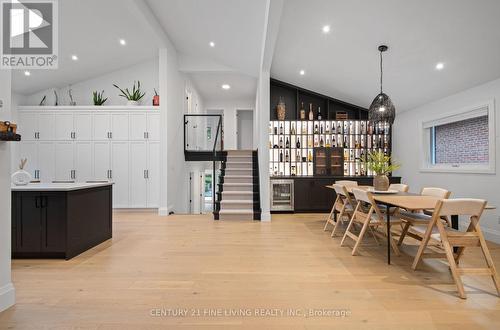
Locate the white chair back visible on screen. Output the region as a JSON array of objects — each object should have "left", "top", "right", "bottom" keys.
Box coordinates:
[
  {"left": 422, "top": 187, "right": 450, "bottom": 199},
  {"left": 437, "top": 199, "right": 486, "bottom": 217},
  {"left": 336, "top": 180, "right": 358, "bottom": 187},
  {"left": 389, "top": 183, "right": 409, "bottom": 192},
  {"left": 352, "top": 188, "right": 372, "bottom": 204},
  {"left": 332, "top": 184, "right": 348, "bottom": 196}
]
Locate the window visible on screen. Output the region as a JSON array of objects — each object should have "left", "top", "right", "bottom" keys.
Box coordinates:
[{"left": 420, "top": 101, "right": 495, "bottom": 174}]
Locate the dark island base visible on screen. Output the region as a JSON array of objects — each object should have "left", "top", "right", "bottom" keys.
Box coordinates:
[
  {"left": 12, "top": 185, "right": 113, "bottom": 260},
  {"left": 272, "top": 176, "right": 402, "bottom": 213}
]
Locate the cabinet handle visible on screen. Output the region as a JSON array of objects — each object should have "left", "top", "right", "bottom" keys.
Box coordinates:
[
  {"left": 41, "top": 196, "right": 47, "bottom": 208},
  {"left": 146, "top": 170, "right": 149, "bottom": 179},
  {"left": 35, "top": 196, "right": 40, "bottom": 208},
  {"left": 147, "top": 132, "right": 149, "bottom": 139},
  {"left": 109, "top": 170, "right": 112, "bottom": 179},
  {"left": 144, "top": 170, "right": 147, "bottom": 179},
  {"left": 110, "top": 132, "right": 113, "bottom": 139},
  {"left": 144, "top": 132, "right": 146, "bottom": 139}
]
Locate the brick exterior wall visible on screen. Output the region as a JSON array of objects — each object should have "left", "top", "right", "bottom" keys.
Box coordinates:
[{"left": 434, "top": 115, "right": 489, "bottom": 164}]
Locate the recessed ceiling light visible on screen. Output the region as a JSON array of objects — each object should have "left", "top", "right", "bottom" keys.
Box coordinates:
[
  {"left": 435, "top": 62, "right": 444, "bottom": 70},
  {"left": 209, "top": 41, "right": 215, "bottom": 47},
  {"left": 24, "top": 70, "right": 31, "bottom": 76},
  {"left": 221, "top": 84, "right": 231, "bottom": 90},
  {"left": 71, "top": 55, "right": 78, "bottom": 61},
  {"left": 299, "top": 69, "right": 305, "bottom": 75},
  {"left": 119, "top": 39, "right": 126, "bottom": 46},
  {"left": 322, "top": 25, "right": 331, "bottom": 34}
]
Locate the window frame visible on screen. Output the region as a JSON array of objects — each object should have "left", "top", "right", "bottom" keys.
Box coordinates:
[{"left": 419, "top": 100, "right": 496, "bottom": 174}]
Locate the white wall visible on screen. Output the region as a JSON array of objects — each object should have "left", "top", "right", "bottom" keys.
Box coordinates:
[
  {"left": 0, "top": 70, "right": 15, "bottom": 312},
  {"left": 21, "top": 59, "right": 159, "bottom": 106},
  {"left": 393, "top": 77, "right": 500, "bottom": 243},
  {"left": 205, "top": 99, "right": 254, "bottom": 150}
]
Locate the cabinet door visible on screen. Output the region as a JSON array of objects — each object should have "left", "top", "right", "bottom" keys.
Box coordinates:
[
  {"left": 93, "top": 113, "right": 111, "bottom": 141},
  {"left": 41, "top": 193, "right": 66, "bottom": 253},
  {"left": 38, "top": 113, "right": 56, "bottom": 141},
  {"left": 55, "top": 113, "right": 74, "bottom": 140},
  {"left": 129, "top": 142, "right": 148, "bottom": 208},
  {"left": 129, "top": 113, "right": 147, "bottom": 141},
  {"left": 14, "top": 193, "right": 42, "bottom": 252},
  {"left": 19, "top": 141, "right": 38, "bottom": 179},
  {"left": 74, "top": 113, "right": 92, "bottom": 141},
  {"left": 38, "top": 142, "right": 55, "bottom": 182},
  {"left": 75, "top": 142, "right": 93, "bottom": 182},
  {"left": 147, "top": 113, "right": 160, "bottom": 141},
  {"left": 111, "top": 142, "right": 129, "bottom": 208},
  {"left": 147, "top": 142, "right": 160, "bottom": 208},
  {"left": 55, "top": 142, "right": 74, "bottom": 181},
  {"left": 111, "top": 113, "right": 129, "bottom": 141},
  {"left": 18, "top": 112, "right": 38, "bottom": 141},
  {"left": 93, "top": 142, "right": 111, "bottom": 180}
]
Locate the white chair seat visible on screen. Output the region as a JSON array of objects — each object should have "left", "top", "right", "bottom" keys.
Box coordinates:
[
  {"left": 411, "top": 224, "right": 459, "bottom": 240},
  {"left": 399, "top": 210, "right": 432, "bottom": 222},
  {"left": 370, "top": 214, "right": 402, "bottom": 224}
]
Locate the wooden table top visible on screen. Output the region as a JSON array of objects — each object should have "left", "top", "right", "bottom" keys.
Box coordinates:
[{"left": 325, "top": 185, "right": 496, "bottom": 210}]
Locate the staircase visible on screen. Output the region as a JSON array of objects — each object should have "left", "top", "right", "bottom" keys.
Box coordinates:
[{"left": 214, "top": 150, "right": 261, "bottom": 220}]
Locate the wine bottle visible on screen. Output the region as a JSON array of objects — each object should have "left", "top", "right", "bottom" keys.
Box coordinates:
[
  {"left": 279, "top": 123, "right": 283, "bottom": 135},
  {"left": 279, "top": 137, "right": 283, "bottom": 148},
  {"left": 361, "top": 122, "right": 365, "bottom": 134},
  {"left": 344, "top": 136, "right": 348, "bottom": 148},
  {"left": 326, "top": 136, "right": 330, "bottom": 147},
  {"left": 308, "top": 104, "right": 314, "bottom": 120},
  {"left": 300, "top": 102, "right": 306, "bottom": 120},
  {"left": 314, "top": 124, "right": 319, "bottom": 134},
  {"left": 338, "top": 122, "right": 342, "bottom": 134},
  {"left": 285, "top": 150, "right": 289, "bottom": 162},
  {"left": 320, "top": 123, "right": 324, "bottom": 134},
  {"left": 296, "top": 138, "right": 301, "bottom": 148},
  {"left": 319, "top": 136, "right": 324, "bottom": 147},
  {"left": 273, "top": 126, "right": 277, "bottom": 135},
  {"left": 332, "top": 136, "right": 336, "bottom": 147},
  {"left": 308, "top": 151, "right": 313, "bottom": 162},
  {"left": 285, "top": 137, "right": 290, "bottom": 148},
  {"left": 291, "top": 122, "right": 296, "bottom": 135},
  {"left": 296, "top": 150, "right": 301, "bottom": 160},
  {"left": 279, "top": 151, "right": 283, "bottom": 162},
  {"left": 317, "top": 107, "right": 322, "bottom": 120}
]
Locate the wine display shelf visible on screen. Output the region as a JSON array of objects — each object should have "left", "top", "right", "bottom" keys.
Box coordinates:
[{"left": 269, "top": 120, "right": 391, "bottom": 177}]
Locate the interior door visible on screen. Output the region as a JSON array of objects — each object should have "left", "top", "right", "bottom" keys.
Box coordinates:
[
  {"left": 19, "top": 141, "right": 38, "bottom": 179},
  {"left": 129, "top": 113, "right": 147, "bottom": 141},
  {"left": 93, "top": 142, "right": 111, "bottom": 180},
  {"left": 38, "top": 113, "right": 56, "bottom": 141},
  {"left": 237, "top": 110, "right": 253, "bottom": 150},
  {"left": 111, "top": 113, "right": 129, "bottom": 141},
  {"left": 111, "top": 142, "right": 129, "bottom": 208},
  {"left": 93, "top": 113, "right": 111, "bottom": 141},
  {"left": 18, "top": 112, "right": 38, "bottom": 141},
  {"left": 147, "top": 142, "right": 160, "bottom": 208},
  {"left": 55, "top": 113, "right": 74, "bottom": 140},
  {"left": 129, "top": 142, "right": 147, "bottom": 208},
  {"left": 147, "top": 113, "right": 161, "bottom": 141},
  {"left": 74, "top": 113, "right": 92, "bottom": 140},
  {"left": 55, "top": 142, "right": 74, "bottom": 181},
  {"left": 75, "top": 142, "right": 93, "bottom": 182},
  {"left": 37, "top": 142, "right": 55, "bottom": 182}
]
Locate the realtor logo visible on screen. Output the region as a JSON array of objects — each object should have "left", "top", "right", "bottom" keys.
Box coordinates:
[{"left": 1, "top": 0, "right": 58, "bottom": 69}]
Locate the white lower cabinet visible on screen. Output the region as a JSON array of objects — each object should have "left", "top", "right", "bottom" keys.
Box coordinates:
[
  {"left": 111, "top": 142, "right": 130, "bottom": 208},
  {"left": 18, "top": 108, "right": 160, "bottom": 209}
]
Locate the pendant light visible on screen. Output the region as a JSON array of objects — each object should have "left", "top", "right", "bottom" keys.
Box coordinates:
[{"left": 368, "top": 45, "right": 396, "bottom": 125}]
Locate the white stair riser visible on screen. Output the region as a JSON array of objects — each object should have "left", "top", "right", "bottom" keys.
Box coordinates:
[
  {"left": 226, "top": 150, "right": 253, "bottom": 156},
  {"left": 222, "top": 193, "right": 253, "bottom": 201},
  {"left": 219, "top": 213, "right": 254, "bottom": 221},
  {"left": 223, "top": 185, "right": 254, "bottom": 192},
  {"left": 225, "top": 169, "right": 252, "bottom": 176},
  {"left": 220, "top": 202, "right": 254, "bottom": 210},
  {"left": 225, "top": 162, "right": 253, "bottom": 169},
  {"left": 227, "top": 156, "right": 252, "bottom": 163},
  {"left": 224, "top": 177, "right": 253, "bottom": 184}
]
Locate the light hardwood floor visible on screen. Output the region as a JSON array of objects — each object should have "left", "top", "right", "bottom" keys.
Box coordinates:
[{"left": 1, "top": 212, "right": 500, "bottom": 329}]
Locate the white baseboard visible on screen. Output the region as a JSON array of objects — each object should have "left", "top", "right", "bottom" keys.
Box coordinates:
[
  {"left": 0, "top": 283, "right": 15, "bottom": 312},
  {"left": 260, "top": 212, "right": 271, "bottom": 222},
  {"left": 482, "top": 227, "right": 500, "bottom": 244},
  {"left": 158, "top": 205, "right": 174, "bottom": 216}
]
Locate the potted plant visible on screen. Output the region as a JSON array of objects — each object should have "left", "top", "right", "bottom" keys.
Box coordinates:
[
  {"left": 92, "top": 90, "right": 108, "bottom": 106},
  {"left": 113, "top": 81, "right": 145, "bottom": 106},
  {"left": 367, "top": 150, "right": 400, "bottom": 191}
]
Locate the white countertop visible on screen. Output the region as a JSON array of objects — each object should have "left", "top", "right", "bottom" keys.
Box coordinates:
[{"left": 11, "top": 182, "right": 113, "bottom": 191}]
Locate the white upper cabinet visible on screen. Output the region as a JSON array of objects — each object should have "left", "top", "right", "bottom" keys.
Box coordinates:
[
  {"left": 74, "top": 113, "right": 92, "bottom": 140},
  {"left": 147, "top": 113, "right": 161, "bottom": 141},
  {"left": 18, "top": 112, "right": 38, "bottom": 141},
  {"left": 37, "top": 113, "right": 56, "bottom": 141},
  {"left": 111, "top": 113, "right": 129, "bottom": 141},
  {"left": 55, "top": 113, "right": 74, "bottom": 140},
  {"left": 93, "top": 113, "right": 111, "bottom": 141},
  {"left": 129, "top": 113, "right": 147, "bottom": 141}
]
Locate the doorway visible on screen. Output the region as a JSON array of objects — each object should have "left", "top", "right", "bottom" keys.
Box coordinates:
[{"left": 237, "top": 110, "right": 253, "bottom": 150}]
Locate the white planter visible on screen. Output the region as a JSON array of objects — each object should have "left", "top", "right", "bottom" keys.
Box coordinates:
[
  {"left": 11, "top": 170, "right": 32, "bottom": 186},
  {"left": 127, "top": 100, "right": 140, "bottom": 106}
]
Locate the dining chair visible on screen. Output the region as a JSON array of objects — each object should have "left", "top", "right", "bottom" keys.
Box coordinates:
[
  {"left": 411, "top": 198, "right": 500, "bottom": 299},
  {"left": 341, "top": 188, "right": 401, "bottom": 256},
  {"left": 335, "top": 180, "right": 358, "bottom": 187},
  {"left": 323, "top": 184, "right": 356, "bottom": 237},
  {"left": 389, "top": 183, "right": 409, "bottom": 192},
  {"left": 397, "top": 187, "right": 451, "bottom": 246}
]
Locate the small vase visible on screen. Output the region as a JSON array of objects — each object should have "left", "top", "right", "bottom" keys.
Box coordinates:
[
  {"left": 127, "top": 100, "right": 139, "bottom": 106},
  {"left": 12, "top": 170, "right": 32, "bottom": 186},
  {"left": 276, "top": 97, "right": 286, "bottom": 120},
  {"left": 373, "top": 174, "right": 389, "bottom": 191}
]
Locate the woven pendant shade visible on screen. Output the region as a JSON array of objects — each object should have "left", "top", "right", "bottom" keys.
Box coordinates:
[{"left": 368, "top": 45, "right": 396, "bottom": 125}]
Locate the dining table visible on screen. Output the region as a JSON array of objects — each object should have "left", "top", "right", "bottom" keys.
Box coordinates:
[{"left": 325, "top": 185, "right": 495, "bottom": 265}]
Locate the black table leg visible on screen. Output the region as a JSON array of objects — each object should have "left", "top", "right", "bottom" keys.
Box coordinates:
[
  {"left": 451, "top": 215, "right": 459, "bottom": 253},
  {"left": 386, "top": 203, "right": 391, "bottom": 265}
]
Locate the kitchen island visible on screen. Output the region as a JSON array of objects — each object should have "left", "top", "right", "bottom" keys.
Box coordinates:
[{"left": 11, "top": 182, "right": 113, "bottom": 260}]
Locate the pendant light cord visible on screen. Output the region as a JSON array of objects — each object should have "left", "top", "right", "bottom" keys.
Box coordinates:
[{"left": 380, "top": 50, "right": 383, "bottom": 94}]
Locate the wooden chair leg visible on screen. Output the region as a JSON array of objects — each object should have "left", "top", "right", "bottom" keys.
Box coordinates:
[
  {"left": 388, "top": 230, "right": 401, "bottom": 256},
  {"left": 412, "top": 220, "right": 436, "bottom": 270},
  {"left": 397, "top": 222, "right": 410, "bottom": 246},
  {"left": 340, "top": 216, "right": 355, "bottom": 247},
  {"left": 441, "top": 238, "right": 466, "bottom": 299},
  {"left": 475, "top": 225, "right": 500, "bottom": 296},
  {"left": 368, "top": 226, "right": 380, "bottom": 245},
  {"left": 324, "top": 203, "right": 337, "bottom": 231},
  {"left": 351, "top": 220, "right": 370, "bottom": 256}
]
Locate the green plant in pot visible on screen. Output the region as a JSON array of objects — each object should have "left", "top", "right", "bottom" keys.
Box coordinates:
[
  {"left": 92, "top": 90, "right": 107, "bottom": 106},
  {"left": 113, "top": 81, "right": 145, "bottom": 106},
  {"left": 367, "top": 150, "right": 400, "bottom": 191}
]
